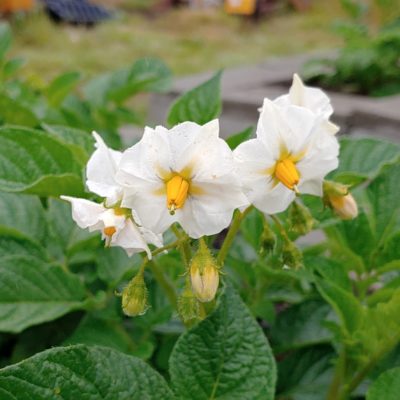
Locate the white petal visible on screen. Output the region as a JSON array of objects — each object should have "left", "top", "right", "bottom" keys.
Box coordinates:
[
  {"left": 60, "top": 196, "right": 105, "bottom": 229},
  {"left": 113, "top": 219, "right": 151, "bottom": 258},
  {"left": 121, "top": 184, "right": 174, "bottom": 234},
  {"left": 179, "top": 197, "right": 234, "bottom": 238},
  {"left": 256, "top": 183, "right": 296, "bottom": 215},
  {"left": 298, "top": 179, "right": 323, "bottom": 197},
  {"left": 86, "top": 131, "right": 123, "bottom": 204}
]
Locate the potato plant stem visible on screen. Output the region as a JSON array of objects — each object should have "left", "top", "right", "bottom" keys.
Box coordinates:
[{"left": 216, "top": 206, "right": 252, "bottom": 266}]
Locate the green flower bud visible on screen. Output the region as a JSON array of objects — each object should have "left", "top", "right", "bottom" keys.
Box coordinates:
[
  {"left": 288, "top": 201, "right": 314, "bottom": 235},
  {"left": 121, "top": 271, "right": 149, "bottom": 317},
  {"left": 178, "top": 285, "right": 200, "bottom": 324},
  {"left": 190, "top": 240, "right": 219, "bottom": 303},
  {"left": 323, "top": 180, "right": 349, "bottom": 197},
  {"left": 282, "top": 237, "right": 303, "bottom": 270},
  {"left": 259, "top": 220, "right": 276, "bottom": 255}
]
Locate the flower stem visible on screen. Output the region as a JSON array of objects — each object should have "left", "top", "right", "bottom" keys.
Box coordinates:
[
  {"left": 147, "top": 259, "right": 178, "bottom": 309},
  {"left": 216, "top": 206, "right": 252, "bottom": 266},
  {"left": 171, "top": 224, "right": 192, "bottom": 267}
]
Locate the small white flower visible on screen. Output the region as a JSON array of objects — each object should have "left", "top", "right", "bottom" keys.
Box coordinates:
[
  {"left": 60, "top": 196, "right": 162, "bottom": 257},
  {"left": 86, "top": 131, "right": 124, "bottom": 206},
  {"left": 234, "top": 98, "right": 339, "bottom": 214},
  {"left": 274, "top": 74, "right": 339, "bottom": 135},
  {"left": 116, "top": 120, "right": 248, "bottom": 238}
]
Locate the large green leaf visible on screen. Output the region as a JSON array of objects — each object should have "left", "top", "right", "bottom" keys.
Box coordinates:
[
  {"left": 0, "top": 94, "right": 39, "bottom": 127},
  {"left": 170, "top": 285, "right": 277, "bottom": 400},
  {"left": 0, "top": 228, "right": 48, "bottom": 261},
  {"left": 0, "top": 192, "right": 47, "bottom": 243},
  {"left": 367, "top": 367, "right": 400, "bottom": 400},
  {"left": 0, "top": 126, "right": 84, "bottom": 196},
  {"left": 0, "top": 345, "right": 174, "bottom": 399},
  {"left": 167, "top": 71, "right": 222, "bottom": 126},
  {"left": 330, "top": 137, "right": 400, "bottom": 184},
  {"left": 366, "top": 162, "right": 400, "bottom": 242},
  {"left": 0, "top": 256, "right": 87, "bottom": 333}
]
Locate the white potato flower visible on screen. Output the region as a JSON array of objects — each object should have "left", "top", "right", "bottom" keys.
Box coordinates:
[
  {"left": 274, "top": 73, "right": 339, "bottom": 135},
  {"left": 61, "top": 131, "right": 163, "bottom": 257},
  {"left": 116, "top": 120, "right": 248, "bottom": 238},
  {"left": 234, "top": 98, "right": 339, "bottom": 214},
  {"left": 60, "top": 197, "right": 161, "bottom": 257}
]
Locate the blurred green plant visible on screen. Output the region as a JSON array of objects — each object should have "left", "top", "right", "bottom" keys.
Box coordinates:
[
  {"left": 0, "top": 19, "right": 399, "bottom": 400},
  {"left": 303, "top": 0, "right": 400, "bottom": 96}
]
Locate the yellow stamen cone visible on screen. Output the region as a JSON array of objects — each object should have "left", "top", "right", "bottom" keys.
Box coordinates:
[
  {"left": 275, "top": 159, "right": 300, "bottom": 191},
  {"left": 166, "top": 175, "right": 189, "bottom": 215}
]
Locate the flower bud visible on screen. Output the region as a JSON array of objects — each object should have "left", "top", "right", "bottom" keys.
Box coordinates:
[
  {"left": 178, "top": 285, "right": 200, "bottom": 324},
  {"left": 328, "top": 193, "right": 358, "bottom": 220},
  {"left": 323, "top": 180, "right": 349, "bottom": 197},
  {"left": 121, "top": 271, "right": 149, "bottom": 317},
  {"left": 282, "top": 237, "right": 303, "bottom": 270},
  {"left": 288, "top": 201, "right": 314, "bottom": 235},
  {"left": 190, "top": 240, "right": 219, "bottom": 303},
  {"left": 259, "top": 220, "right": 276, "bottom": 255}
]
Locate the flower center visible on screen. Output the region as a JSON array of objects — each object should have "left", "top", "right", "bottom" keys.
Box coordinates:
[
  {"left": 166, "top": 175, "right": 189, "bottom": 215},
  {"left": 274, "top": 158, "right": 300, "bottom": 192},
  {"left": 103, "top": 226, "right": 117, "bottom": 237}
]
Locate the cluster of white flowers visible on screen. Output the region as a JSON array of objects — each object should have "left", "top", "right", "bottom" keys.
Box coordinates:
[{"left": 62, "top": 74, "right": 339, "bottom": 258}]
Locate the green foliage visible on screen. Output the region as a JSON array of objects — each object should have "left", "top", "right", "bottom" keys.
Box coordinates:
[
  {"left": 303, "top": 2, "right": 400, "bottom": 96},
  {"left": 170, "top": 286, "right": 277, "bottom": 400},
  {"left": 0, "top": 345, "right": 174, "bottom": 400},
  {"left": 167, "top": 71, "right": 222, "bottom": 126},
  {"left": 367, "top": 367, "right": 400, "bottom": 400}
]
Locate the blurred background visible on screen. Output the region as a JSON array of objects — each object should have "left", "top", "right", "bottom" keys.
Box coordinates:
[{"left": 1, "top": 0, "right": 399, "bottom": 141}]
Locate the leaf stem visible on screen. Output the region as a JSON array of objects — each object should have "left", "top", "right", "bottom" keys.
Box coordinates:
[{"left": 216, "top": 206, "right": 252, "bottom": 266}]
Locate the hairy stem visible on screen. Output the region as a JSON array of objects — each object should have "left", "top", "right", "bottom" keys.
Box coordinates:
[{"left": 216, "top": 206, "right": 252, "bottom": 266}]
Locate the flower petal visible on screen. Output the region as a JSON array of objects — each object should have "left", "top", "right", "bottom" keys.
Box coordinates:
[
  {"left": 60, "top": 196, "right": 105, "bottom": 229},
  {"left": 113, "top": 218, "right": 152, "bottom": 258},
  {"left": 86, "top": 131, "right": 123, "bottom": 205}
]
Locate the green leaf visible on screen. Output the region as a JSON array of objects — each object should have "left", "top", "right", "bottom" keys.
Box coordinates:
[
  {"left": 317, "top": 280, "right": 364, "bottom": 335},
  {"left": 96, "top": 246, "right": 137, "bottom": 286},
  {"left": 2, "top": 58, "right": 24, "bottom": 78},
  {"left": 0, "top": 344, "right": 174, "bottom": 399},
  {"left": 42, "top": 123, "right": 95, "bottom": 163},
  {"left": 64, "top": 315, "right": 138, "bottom": 356},
  {"left": 46, "top": 72, "right": 81, "bottom": 107},
  {"left": 83, "top": 58, "right": 171, "bottom": 106},
  {"left": 170, "top": 285, "right": 277, "bottom": 400},
  {"left": 276, "top": 346, "right": 334, "bottom": 400},
  {"left": 167, "top": 71, "right": 222, "bottom": 126},
  {"left": 0, "top": 126, "right": 84, "bottom": 196},
  {"left": 0, "top": 23, "right": 11, "bottom": 60},
  {"left": 367, "top": 367, "right": 400, "bottom": 400},
  {"left": 226, "top": 126, "right": 254, "bottom": 150},
  {"left": 0, "top": 192, "right": 47, "bottom": 243},
  {"left": 366, "top": 162, "right": 400, "bottom": 242},
  {"left": 0, "top": 94, "right": 39, "bottom": 127},
  {"left": 330, "top": 137, "right": 400, "bottom": 184},
  {"left": 0, "top": 257, "right": 87, "bottom": 333},
  {"left": 270, "top": 300, "right": 332, "bottom": 351},
  {"left": 0, "top": 228, "right": 48, "bottom": 261}
]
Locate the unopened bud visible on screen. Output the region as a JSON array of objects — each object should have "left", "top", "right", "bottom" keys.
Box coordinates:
[
  {"left": 190, "top": 240, "right": 219, "bottom": 303},
  {"left": 282, "top": 238, "right": 303, "bottom": 270},
  {"left": 288, "top": 201, "right": 314, "bottom": 235},
  {"left": 121, "top": 271, "right": 149, "bottom": 316},
  {"left": 259, "top": 220, "right": 276, "bottom": 255},
  {"left": 328, "top": 193, "right": 358, "bottom": 220},
  {"left": 178, "top": 285, "right": 200, "bottom": 324}
]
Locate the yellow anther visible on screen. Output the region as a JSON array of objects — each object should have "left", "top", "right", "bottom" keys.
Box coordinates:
[
  {"left": 166, "top": 175, "right": 189, "bottom": 215},
  {"left": 274, "top": 158, "right": 300, "bottom": 191},
  {"left": 103, "top": 226, "right": 116, "bottom": 237}
]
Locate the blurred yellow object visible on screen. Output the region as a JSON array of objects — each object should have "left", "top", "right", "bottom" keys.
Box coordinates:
[
  {"left": 224, "top": 0, "right": 257, "bottom": 15},
  {"left": 0, "top": 0, "right": 34, "bottom": 13}
]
